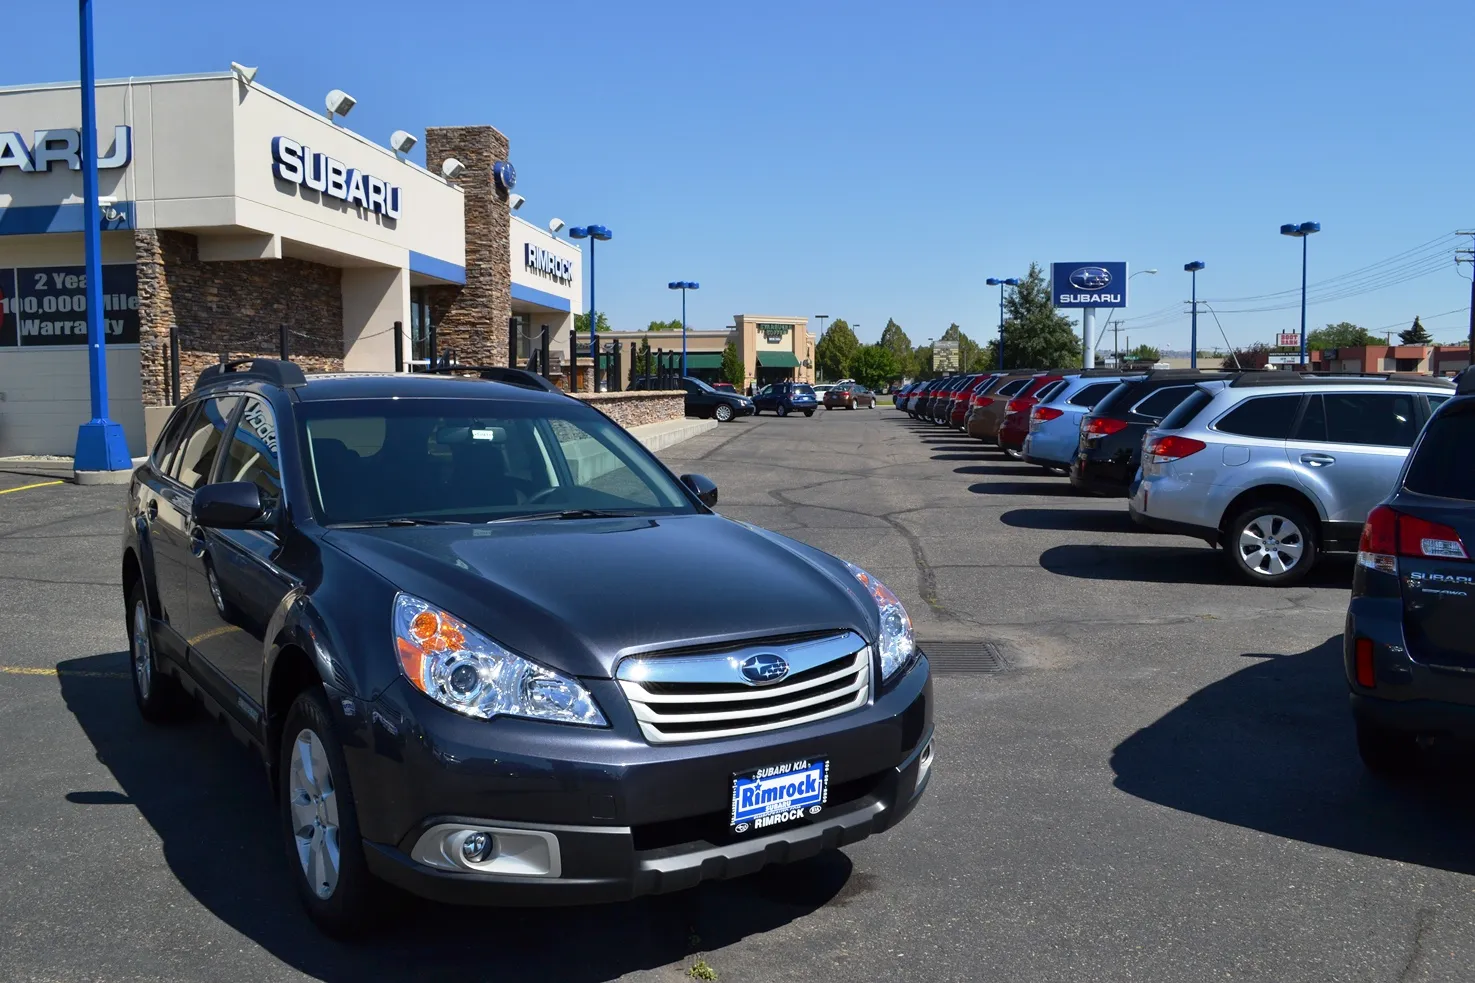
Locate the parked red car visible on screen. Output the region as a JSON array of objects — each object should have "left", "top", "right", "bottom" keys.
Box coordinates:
[
  {"left": 950, "top": 373, "right": 999, "bottom": 428},
  {"left": 997, "top": 372, "right": 1071, "bottom": 457}
]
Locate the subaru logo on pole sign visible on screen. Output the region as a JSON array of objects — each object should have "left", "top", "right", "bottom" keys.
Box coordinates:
[
  {"left": 1052, "top": 262, "right": 1129, "bottom": 308},
  {"left": 739, "top": 653, "right": 790, "bottom": 685}
]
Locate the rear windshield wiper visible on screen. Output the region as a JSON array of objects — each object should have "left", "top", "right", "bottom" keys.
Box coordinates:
[
  {"left": 330, "top": 517, "right": 472, "bottom": 528},
  {"left": 488, "top": 509, "right": 643, "bottom": 523}
]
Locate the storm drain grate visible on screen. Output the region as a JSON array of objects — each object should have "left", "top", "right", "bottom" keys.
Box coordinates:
[{"left": 918, "top": 640, "right": 1009, "bottom": 674}]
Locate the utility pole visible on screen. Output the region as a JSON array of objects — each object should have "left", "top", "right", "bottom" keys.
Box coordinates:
[
  {"left": 1458, "top": 232, "right": 1475, "bottom": 361},
  {"left": 1110, "top": 320, "right": 1127, "bottom": 365}
]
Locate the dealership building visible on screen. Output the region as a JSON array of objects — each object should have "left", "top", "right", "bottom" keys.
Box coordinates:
[{"left": 0, "top": 69, "right": 586, "bottom": 457}]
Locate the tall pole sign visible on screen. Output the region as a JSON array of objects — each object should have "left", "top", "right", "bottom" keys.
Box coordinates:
[
  {"left": 73, "top": 0, "right": 131, "bottom": 475},
  {"left": 1051, "top": 262, "right": 1128, "bottom": 369}
]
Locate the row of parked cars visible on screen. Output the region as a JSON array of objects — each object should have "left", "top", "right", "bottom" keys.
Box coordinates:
[{"left": 898, "top": 365, "right": 1475, "bottom": 776}]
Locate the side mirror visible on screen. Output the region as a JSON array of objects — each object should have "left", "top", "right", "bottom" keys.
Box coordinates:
[
  {"left": 191, "top": 481, "right": 266, "bottom": 529},
  {"left": 680, "top": 473, "right": 719, "bottom": 508}
]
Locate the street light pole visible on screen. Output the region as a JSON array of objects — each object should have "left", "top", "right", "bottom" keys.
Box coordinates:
[
  {"left": 668, "top": 282, "right": 699, "bottom": 376},
  {"left": 986, "top": 277, "right": 1020, "bottom": 369},
  {"left": 73, "top": 0, "right": 130, "bottom": 475},
  {"left": 1184, "top": 262, "right": 1205, "bottom": 368},
  {"left": 1280, "top": 222, "right": 1321, "bottom": 365},
  {"left": 569, "top": 225, "right": 612, "bottom": 390}
]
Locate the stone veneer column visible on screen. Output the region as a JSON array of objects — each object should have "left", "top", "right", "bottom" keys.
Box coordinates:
[
  {"left": 424, "top": 126, "right": 511, "bottom": 367},
  {"left": 134, "top": 229, "right": 172, "bottom": 406}
]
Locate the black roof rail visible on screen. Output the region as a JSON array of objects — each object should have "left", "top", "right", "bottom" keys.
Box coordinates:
[
  {"left": 193, "top": 357, "right": 307, "bottom": 392},
  {"left": 421, "top": 364, "right": 567, "bottom": 394},
  {"left": 1079, "top": 367, "right": 1130, "bottom": 377},
  {"left": 1230, "top": 371, "right": 1454, "bottom": 389}
]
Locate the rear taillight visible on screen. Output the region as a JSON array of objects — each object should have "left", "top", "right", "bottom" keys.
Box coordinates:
[
  {"left": 1354, "top": 637, "right": 1376, "bottom": 688},
  {"left": 1145, "top": 435, "right": 1206, "bottom": 462},
  {"left": 1033, "top": 407, "right": 1065, "bottom": 422},
  {"left": 1358, "top": 505, "right": 1469, "bottom": 575},
  {"left": 1006, "top": 397, "right": 1038, "bottom": 414},
  {"left": 972, "top": 395, "right": 994, "bottom": 407},
  {"left": 1082, "top": 416, "right": 1129, "bottom": 437}
]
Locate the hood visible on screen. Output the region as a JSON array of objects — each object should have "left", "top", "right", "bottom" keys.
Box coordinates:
[{"left": 324, "top": 514, "right": 877, "bottom": 679}]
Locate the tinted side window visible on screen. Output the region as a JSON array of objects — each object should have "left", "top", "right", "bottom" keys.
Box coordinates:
[
  {"left": 1068, "top": 382, "right": 1119, "bottom": 408},
  {"left": 1089, "top": 382, "right": 1134, "bottom": 418},
  {"left": 997, "top": 379, "right": 1029, "bottom": 396},
  {"left": 150, "top": 403, "right": 197, "bottom": 475},
  {"left": 1323, "top": 393, "right": 1419, "bottom": 447},
  {"left": 1158, "top": 388, "right": 1214, "bottom": 429},
  {"left": 1133, "top": 385, "right": 1196, "bottom": 420},
  {"left": 1404, "top": 407, "right": 1475, "bottom": 501},
  {"left": 172, "top": 395, "right": 240, "bottom": 490},
  {"left": 1214, "top": 395, "right": 1301, "bottom": 439},
  {"left": 216, "top": 397, "right": 282, "bottom": 506}
]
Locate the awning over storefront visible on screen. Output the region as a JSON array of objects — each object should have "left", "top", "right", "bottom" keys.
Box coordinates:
[
  {"left": 684, "top": 353, "right": 723, "bottom": 369},
  {"left": 758, "top": 351, "right": 800, "bottom": 368}
]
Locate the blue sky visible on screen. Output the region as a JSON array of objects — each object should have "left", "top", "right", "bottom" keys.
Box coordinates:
[{"left": 6, "top": 0, "right": 1473, "bottom": 350}]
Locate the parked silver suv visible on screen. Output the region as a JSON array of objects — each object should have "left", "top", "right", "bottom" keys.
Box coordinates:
[{"left": 1128, "top": 373, "right": 1455, "bottom": 585}]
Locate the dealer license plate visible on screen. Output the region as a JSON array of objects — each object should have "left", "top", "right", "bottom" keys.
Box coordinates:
[{"left": 730, "top": 758, "right": 828, "bottom": 834}]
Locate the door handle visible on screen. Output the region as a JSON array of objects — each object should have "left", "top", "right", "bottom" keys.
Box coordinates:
[
  {"left": 189, "top": 526, "right": 207, "bottom": 557},
  {"left": 1301, "top": 453, "right": 1336, "bottom": 467},
  {"left": 146, "top": 500, "right": 158, "bottom": 520}
]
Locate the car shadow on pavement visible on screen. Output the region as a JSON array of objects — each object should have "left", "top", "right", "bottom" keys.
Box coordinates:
[
  {"left": 955, "top": 464, "right": 1047, "bottom": 477},
  {"left": 931, "top": 452, "right": 996, "bottom": 461},
  {"left": 1038, "top": 543, "right": 1355, "bottom": 587},
  {"left": 1000, "top": 508, "right": 1141, "bottom": 533},
  {"left": 967, "top": 481, "right": 1083, "bottom": 497},
  {"left": 58, "top": 655, "right": 854, "bottom": 982},
  {"left": 1111, "top": 635, "right": 1475, "bottom": 877}
]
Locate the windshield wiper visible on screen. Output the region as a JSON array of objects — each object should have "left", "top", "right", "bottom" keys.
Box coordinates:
[
  {"left": 488, "top": 509, "right": 642, "bottom": 523},
  {"left": 330, "top": 517, "right": 472, "bottom": 528}
]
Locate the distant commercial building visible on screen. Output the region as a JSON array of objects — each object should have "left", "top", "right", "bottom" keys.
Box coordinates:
[
  {"left": 575, "top": 314, "right": 816, "bottom": 390},
  {"left": 1309, "top": 344, "right": 1470, "bottom": 376}
]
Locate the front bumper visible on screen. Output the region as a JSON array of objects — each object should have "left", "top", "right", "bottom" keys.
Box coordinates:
[{"left": 346, "top": 657, "right": 933, "bottom": 905}]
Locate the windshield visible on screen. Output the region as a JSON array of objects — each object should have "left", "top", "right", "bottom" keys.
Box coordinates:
[
  {"left": 298, "top": 398, "right": 699, "bottom": 525},
  {"left": 685, "top": 377, "right": 716, "bottom": 392}
]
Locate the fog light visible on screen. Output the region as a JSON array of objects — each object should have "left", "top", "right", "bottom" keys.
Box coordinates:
[{"left": 461, "top": 831, "right": 495, "bottom": 863}]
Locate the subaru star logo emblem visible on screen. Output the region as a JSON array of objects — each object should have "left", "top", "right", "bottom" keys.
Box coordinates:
[
  {"left": 739, "top": 653, "right": 790, "bottom": 685},
  {"left": 1069, "top": 266, "right": 1112, "bottom": 291}
]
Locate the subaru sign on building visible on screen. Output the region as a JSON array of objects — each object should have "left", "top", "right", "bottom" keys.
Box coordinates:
[{"left": 1052, "top": 262, "right": 1129, "bottom": 308}]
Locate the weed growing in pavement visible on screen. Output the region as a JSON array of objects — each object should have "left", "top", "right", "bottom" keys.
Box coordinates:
[{"left": 687, "top": 959, "right": 719, "bottom": 981}]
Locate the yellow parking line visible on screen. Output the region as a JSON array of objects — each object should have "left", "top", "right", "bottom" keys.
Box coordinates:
[
  {"left": 0, "top": 666, "right": 129, "bottom": 679},
  {"left": 0, "top": 480, "right": 64, "bottom": 495}
]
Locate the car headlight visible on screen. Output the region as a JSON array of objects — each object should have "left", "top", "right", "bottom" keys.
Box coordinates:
[
  {"left": 392, "top": 592, "right": 606, "bottom": 725},
  {"left": 844, "top": 562, "right": 916, "bottom": 682}
]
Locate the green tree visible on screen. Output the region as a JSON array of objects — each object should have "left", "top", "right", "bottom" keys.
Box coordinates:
[
  {"left": 850, "top": 344, "right": 899, "bottom": 390},
  {"left": 575, "top": 311, "right": 611, "bottom": 334},
  {"left": 878, "top": 318, "right": 915, "bottom": 379},
  {"left": 1221, "top": 342, "right": 1270, "bottom": 370},
  {"left": 1125, "top": 344, "right": 1161, "bottom": 362},
  {"left": 937, "top": 323, "right": 987, "bottom": 373},
  {"left": 1001, "top": 263, "right": 1081, "bottom": 369},
  {"left": 815, "top": 318, "right": 860, "bottom": 381},
  {"left": 646, "top": 318, "right": 683, "bottom": 332},
  {"left": 719, "top": 342, "right": 743, "bottom": 385},
  {"left": 1399, "top": 315, "right": 1433, "bottom": 345},
  {"left": 911, "top": 344, "right": 934, "bottom": 378},
  {"left": 1307, "top": 321, "right": 1375, "bottom": 350}
]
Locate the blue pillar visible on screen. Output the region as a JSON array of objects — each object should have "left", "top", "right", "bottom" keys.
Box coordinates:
[
  {"left": 1298, "top": 235, "right": 1309, "bottom": 365},
  {"left": 72, "top": 0, "right": 131, "bottom": 473},
  {"left": 588, "top": 239, "right": 597, "bottom": 391},
  {"left": 681, "top": 287, "right": 687, "bottom": 377},
  {"left": 1190, "top": 270, "right": 1198, "bottom": 369}
]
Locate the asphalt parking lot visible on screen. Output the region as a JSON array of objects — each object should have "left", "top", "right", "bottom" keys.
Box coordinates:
[{"left": 3, "top": 408, "right": 1474, "bottom": 982}]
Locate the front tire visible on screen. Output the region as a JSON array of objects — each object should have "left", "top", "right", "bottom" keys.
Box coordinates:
[
  {"left": 1355, "top": 716, "right": 1420, "bottom": 777},
  {"left": 804, "top": 410, "right": 815, "bottom": 417},
  {"left": 714, "top": 403, "right": 733, "bottom": 423},
  {"left": 777, "top": 404, "right": 789, "bottom": 417},
  {"left": 1225, "top": 503, "right": 1317, "bottom": 586},
  {"left": 127, "top": 581, "right": 189, "bottom": 723},
  {"left": 280, "top": 687, "right": 381, "bottom": 937}
]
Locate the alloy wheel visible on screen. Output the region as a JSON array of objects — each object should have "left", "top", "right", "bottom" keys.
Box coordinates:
[
  {"left": 132, "top": 598, "right": 152, "bottom": 700},
  {"left": 289, "top": 728, "right": 342, "bottom": 900},
  {"left": 1237, "top": 514, "right": 1305, "bottom": 577}
]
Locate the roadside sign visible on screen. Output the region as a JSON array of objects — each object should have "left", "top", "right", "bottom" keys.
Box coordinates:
[
  {"left": 1051, "top": 262, "right": 1128, "bottom": 309},
  {"left": 1267, "top": 354, "right": 1301, "bottom": 364},
  {"left": 933, "top": 340, "right": 960, "bottom": 372},
  {"left": 1277, "top": 333, "right": 1300, "bottom": 347}
]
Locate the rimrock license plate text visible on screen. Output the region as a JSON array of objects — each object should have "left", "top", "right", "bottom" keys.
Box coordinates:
[{"left": 730, "top": 758, "right": 828, "bottom": 833}]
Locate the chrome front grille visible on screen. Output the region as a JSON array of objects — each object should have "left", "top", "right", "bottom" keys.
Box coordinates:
[{"left": 616, "top": 631, "right": 872, "bottom": 744}]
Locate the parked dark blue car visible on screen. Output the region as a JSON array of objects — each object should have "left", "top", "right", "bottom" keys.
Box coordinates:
[{"left": 753, "top": 382, "right": 818, "bottom": 417}]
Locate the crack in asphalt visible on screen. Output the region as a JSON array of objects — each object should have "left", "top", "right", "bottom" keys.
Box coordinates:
[{"left": 1396, "top": 907, "right": 1436, "bottom": 983}]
